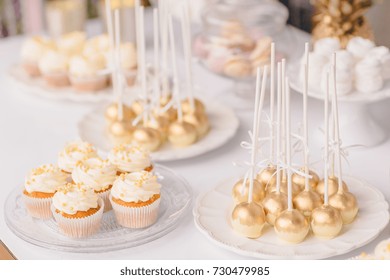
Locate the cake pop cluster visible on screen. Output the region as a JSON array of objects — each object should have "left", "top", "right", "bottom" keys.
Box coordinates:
[
  {"left": 104, "top": 1, "right": 210, "bottom": 152},
  {"left": 230, "top": 43, "right": 359, "bottom": 243}
]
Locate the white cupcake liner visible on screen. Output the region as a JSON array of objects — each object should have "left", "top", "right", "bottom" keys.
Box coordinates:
[
  {"left": 22, "top": 192, "right": 53, "bottom": 219},
  {"left": 110, "top": 195, "right": 160, "bottom": 229},
  {"left": 51, "top": 198, "right": 104, "bottom": 238},
  {"left": 97, "top": 188, "right": 112, "bottom": 212}
]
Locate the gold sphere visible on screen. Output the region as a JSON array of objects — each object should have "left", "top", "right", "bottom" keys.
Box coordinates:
[
  {"left": 262, "top": 192, "right": 288, "bottom": 226},
  {"left": 105, "top": 103, "right": 135, "bottom": 123},
  {"left": 132, "top": 126, "right": 162, "bottom": 152},
  {"left": 232, "top": 178, "right": 266, "bottom": 205},
  {"left": 274, "top": 209, "right": 309, "bottom": 243},
  {"left": 266, "top": 179, "right": 301, "bottom": 198},
  {"left": 292, "top": 169, "right": 320, "bottom": 191},
  {"left": 181, "top": 98, "right": 206, "bottom": 115},
  {"left": 311, "top": 204, "right": 343, "bottom": 239},
  {"left": 131, "top": 100, "right": 145, "bottom": 116},
  {"left": 316, "top": 176, "right": 349, "bottom": 197},
  {"left": 160, "top": 94, "right": 172, "bottom": 107},
  {"left": 329, "top": 191, "right": 358, "bottom": 224},
  {"left": 107, "top": 120, "right": 134, "bottom": 146},
  {"left": 144, "top": 116, "right": 170, "bottom": 140},
  {"left": 168, "top": 121, "right": 197, "bottom": 147},
  {"left": 293, "top": 190, "right": 323, "bottom": 218},
  {"left": 256, "top": 165, "right": 277, "bottom": 188},
  {"left": 183, "top": 112, "right": 210, "bottom": 138},
  {"left": 155, "top": 107, "right": 177, "bottom": 123},
  {"left": 231, "top": 201, "right": 266, "bottom": 239}
]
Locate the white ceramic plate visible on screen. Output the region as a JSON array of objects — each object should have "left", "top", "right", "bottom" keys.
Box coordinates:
[
  {"left": 288, "top": 63, "right": 390, "bottom": 103},
  {"left": 193, "top": 176, "right": 389, "bottom": 260},
  {"left": 78, "top": 100, "right": 240, "bottom": 161},
  {"left": 8, "top": 65, "right": 112, "bottom": 103},
  {"left": 4, "top": 165, "right": 192, "bottom": 253}
]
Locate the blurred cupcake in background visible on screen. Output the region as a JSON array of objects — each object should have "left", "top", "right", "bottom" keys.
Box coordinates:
[
  {"left": 57, "top": 31, "right": 86, "bottom": 57},
  {"left": 38, "top": 50, "right": 70, "bottom": 87}
]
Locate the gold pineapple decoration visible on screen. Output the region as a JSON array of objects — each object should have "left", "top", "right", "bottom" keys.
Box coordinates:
[{"left": 312, "top": 0, "right": 375, "bottom": 48}]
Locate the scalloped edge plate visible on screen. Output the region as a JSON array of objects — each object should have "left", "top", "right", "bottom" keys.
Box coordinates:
[{"left": 193, "top": 176, "right": 389, "bottom": 260}]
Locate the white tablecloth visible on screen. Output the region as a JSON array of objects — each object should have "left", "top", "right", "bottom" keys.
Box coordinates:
[{"left": 0, "top": 20, "right": 389, "bottom": 260}]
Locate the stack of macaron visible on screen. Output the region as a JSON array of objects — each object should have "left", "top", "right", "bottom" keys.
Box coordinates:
[
  {"left": 20, "top": 32, "right": 137, "bottom": 91},
  {"left": 300, "top": 36, "right": 390, "bottom": 95},
  {"left": 22, "top": 140, "right": 162, "bottom": 238}
]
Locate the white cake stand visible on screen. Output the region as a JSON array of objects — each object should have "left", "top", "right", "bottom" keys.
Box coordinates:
[{"left": 289, "top": 65, "right": 390, "bottom": 147}]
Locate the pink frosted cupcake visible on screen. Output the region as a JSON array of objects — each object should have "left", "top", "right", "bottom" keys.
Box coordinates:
[
  {"left": 108, "top": 144, "right": 153, "bottom": 175},
  {"left": 58, "top": 140, "right": 98, "bottom": 174},
  {"left": 72, "top": 157, "right": 116, "bottom": 212},
  {"left": 22, "top": 164, "right": 69, "bottom": 219},
  {"left": 110, "top": 171, "right": 161, "bottom": 228},
  {"left": 51, "top": 183, "right": 104, "bottom": 238}
]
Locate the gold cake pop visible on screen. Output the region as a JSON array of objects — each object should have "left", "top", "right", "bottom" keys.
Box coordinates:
[
  {"left": 107, "top": 120, "right": 134, "bottom": 146},
  {"left": 155, "top": 107, "right": 177, "bottom": 123},
  {"left": 183, "top": 111, "right": 210, "bottom": 138},
  {"left": 131, "top": 100, "right": 145, "bottom": 116},
  {"left": 256, "top": 165, "right": 277, "bottom": 188},
  {"left": 329, "top": 191, "right": 358, "bottom": 224},
  {"left": 181, "top": 98, "right": 206, "bottom": 115},
  {"left": 144, "top": 115, "right": 170, "bottom": 140},
  {"left": 105, "top": 103, "right": 136, "bottom": 123},
  {"left": 262, "top": 191, "right": 288, "bottom": 226},
  {"left": 168, "top": 121, "right": 197, "bottom": 147},
  {"left": 231, "top": 202, "right": 266, "bottom": 239},
  {"left": 292, "top": 170, "right": 320, "bottom": 191},
  {"left": 316, "top": 176, "right": 348, "bottom": 197},
  {"left": 274, "top": 209, "right": 309, "bottom": 243},
  {"left": 311, "top": 204, "right": 343, "bottom": 239},
  {"left": 293, "top": 190, "right": 323, "bottom": 219},
  {"left": 311, "top": 70, "right": 343, "bottom": 240},
  {"left": 232, "top": 178, "right": 265, "bottom": 205},
  {"left": 132, "top": 126, "right": 162, "bottom": 152}
]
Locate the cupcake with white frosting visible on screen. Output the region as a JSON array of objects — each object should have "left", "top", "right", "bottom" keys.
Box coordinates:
[
  {"left": 51, "top": 183, "right": 104, "bottom": 238},
  {"left": 57, "top": 31, "right": 85, "bottom": 57},
  {"left": 38, "top": 50, "right": 70, "bottom": 87},
  {"left": 83, "top": 34, "right": 110, "bottom": 59},
  {"left": 355, "top": 57, "right": 384, "bottom": 93},
  {"left": 346, "top": 37, "right": 375, "bottom": 60},
  {"left": 22, "top": 164, "right": 69, "bottom": 219},
  {"left": 69, "top": 54, "right": 108, "bottom": 91},
  {"left": 314, "top": 37, "right": 341, "bottom": 58},
  {"left": 108, "top": 144, "right": 153, "bottom": 175},
  {"left": 58, "top": 140, "right": 98, "bottom": 174},
  {"left": 367, "top": 46, "right": 390, "bottom": 79},
  {"left": 106, "top": 43, "right": 138, "bottom": 86},
  {"left": 20, "top": 36, "right": 55, "bottom": 77},
  {"left": 110, "top": 171, "right": 161, "bottom": 228},
  {"left": 72, "top": 157, "right": 116, "bottom": 212}
]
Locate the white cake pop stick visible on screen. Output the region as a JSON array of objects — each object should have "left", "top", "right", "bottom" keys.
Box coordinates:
[
  {"left": 139, "top": 6, "right": 148, "bottom": 124},
  {"left": 160, "top": 0, "right": 169, "bottom": 97},
  {"left": 248, "top": 66, "right": 268, "bottom": 203},
  {"left": 180, "top": 4, "right": 195, "bottom": 110},
  {"left": 281, "top": 59, "right": 286, "bottom": 179},
  {"left": 270, "top": 42, "right": 276, "bottom": 164},
  {"left": 135, "top": 0, "right": 142, "bottom": 85},
  {"left": 168, "top": 15, "right": 182, "bottom": 122},
  {"left": 285, "top": 77, "right": 293, "bottom": 211},
  {"left": 153, "top": 8, "right": 161, "bottom": 109},
  {"left": 303, "top": 42, "right": 310, "bottom": 191},
  {"left": 114, "top": 9, "right": 123, "bottom": 120},
  {"left": 331, "top": 53, "right": 344, "bottom": 192},
  {"left": 276, "top": 62, "right": 282, "bottom": 193},
  {"left": 324, "top": 72, "right": 330, "bottom": 205}
]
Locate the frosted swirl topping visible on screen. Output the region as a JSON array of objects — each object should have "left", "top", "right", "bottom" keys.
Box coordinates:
[
  {"left": 25, "top": 164, "right": 69, "bottom": 194},
  {"left": 111, "top": 171, "right": 161, "bottom": 202},
  {"left": 72, "top": 157, "right": 116, "bottom": 192},
  {"left": 346, "top": 37, "right": 375, "bottom": 59},
  {"left": 52, "top": 183, "right": 99, "bottom": 215},
  {"left": 38, "top": 50, "right": 69, "bottom": 74},
  {"left": 314, "top": 37, "right": 341, "bottom": 57},
  {"left": 58, "top": 140, "right": 97, "bottom": 173},
  {"left": 21, "top": 36, "right": 55, "bottom": 63},
  {"left": 57, "top": 31, "right": 86, "bottom": 56},
  {"left": 69, "top": 54, "right": 106, "bottom": 77},
  {"left": 108, "top": 144, "right": 152, "bottom": 173}
]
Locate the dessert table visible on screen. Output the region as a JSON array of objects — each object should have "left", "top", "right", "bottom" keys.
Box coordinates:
[{"left": 0, "top": 20, "right": 389, "bottom": 260}]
